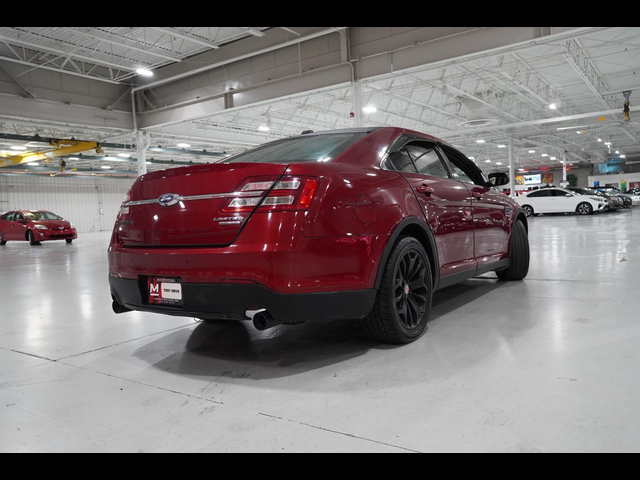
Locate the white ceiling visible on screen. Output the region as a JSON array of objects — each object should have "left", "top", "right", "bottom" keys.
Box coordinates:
[{"left": 1, "top": 27, "right": 639, "bottom": 175}]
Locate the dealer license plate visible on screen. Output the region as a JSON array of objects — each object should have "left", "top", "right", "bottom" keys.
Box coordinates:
[{"left": 147, "top": 278, "right": 183, "bottom": 307}]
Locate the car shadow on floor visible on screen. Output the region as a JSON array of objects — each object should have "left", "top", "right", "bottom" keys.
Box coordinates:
[{"left": 137, "top": 277, "right": 507, "bottom": 380}]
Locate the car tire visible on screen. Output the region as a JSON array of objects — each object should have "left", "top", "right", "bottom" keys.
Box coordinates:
[
  {"left": 66, "top": 239, "right": 73, "bottom": 244},
  {"left": 363, "top": 237, "right": 433, "bottom": 345},
  {"left": 27, "top": 231, "right": 40, "bottom": 246},
  {"left": 522, "top": 205, "right": 534, "bottom": 218},
  {"left": 0, "top": 233, "right": 6, "bottom": 246},
  {"left": 497, "top": 220, "right": 530, "bottom": 282},
  {"left": 577, "top": 202, "right": 594, "bottom": 216}
]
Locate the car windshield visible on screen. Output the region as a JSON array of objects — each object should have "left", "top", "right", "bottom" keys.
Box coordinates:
[
  {"left": 225, "top": 132, "right": 367, "bottom": 164},
  {"left": 24, "top": 212, "right": 63, "bottom": 221}
]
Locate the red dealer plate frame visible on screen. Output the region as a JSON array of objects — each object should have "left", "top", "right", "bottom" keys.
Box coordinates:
[{"left": 147, "top": 278, "right": 184, "bottom": 307}]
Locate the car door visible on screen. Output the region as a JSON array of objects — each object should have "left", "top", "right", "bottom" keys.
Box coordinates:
[
  {"left": 527, "top": 190, "right": 552, "bottom": 213},
  {"left": 0, "top": 212, "right": 13, "bottom": 240},
  {"left": 3, "top": 212, "right": 20, "bottom": 240},
  {"left": 386, "top": 139, "right": 477, "bottom": 278},
  {"left": 549, "top": 189, "right": 573, "bottom": 213},
  {"left": 439, "top": 144, "right": 510, "bottom": 269},
  {"left": 12, "top": 212, "right": 28, "bottom": 241}
]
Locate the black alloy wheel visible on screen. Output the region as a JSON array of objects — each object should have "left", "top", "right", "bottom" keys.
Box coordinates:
[
  {"left": 363, "top": 237, "right": 433, "bottom": 345},
  {"left": 394, "top": 249, "right": 430, "bottom": 329}
]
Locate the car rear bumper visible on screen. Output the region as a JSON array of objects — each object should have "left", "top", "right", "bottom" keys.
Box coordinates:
[{"left": 109, "top": 277, "right": 376, "bottom": 323}]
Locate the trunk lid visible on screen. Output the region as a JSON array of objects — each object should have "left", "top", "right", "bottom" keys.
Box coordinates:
[{"left": 118, "top": 163, "right": 288, "bottom": 247}]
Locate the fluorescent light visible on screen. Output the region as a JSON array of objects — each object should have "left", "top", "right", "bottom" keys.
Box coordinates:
[
  {"left": 117, "top": 153, "right": 131, "bottom": 158},
  {"left": 68, "top": 157, "right": 79, "bottom": 161},
  {"left": 621, "top": 155, "right": 627, "bottom": 158},
  {"left": 598, "top": 139, "right": 603, "bottom": 142},
  {"left": 549, "top": 103, "right": 558, "bottom": 110},
  {"left": 476, "top": 140, "right": 486, "bottom": 144},
  {"left": 28, "top": 162, "right": 40, "bottom": 166},
  {"left": 496, "top": 162, "right": 503, "bottom": 166},
  {"left": 258, "top": 120, "right": 272, "bottom": 132},
  {"left": 136, "top": 68, "right": 154, "bottom": 77},
  {"left": 541, "top": 154, "right": 549, "bottom": 157},
  {"left": 529, "top": 150, "right": 536, "bottom": 154},
  {"left": 497, "top": 145, "right": 507, "bottom": 149},
  {"left": 146, "top": 161, "right": 153, "bottom": 165},
  {"left": 616, "top": 151, "right": 620, "bottom": 155},
  {"left": 485, "top": 160, "right": 492, "bottom": 163},
  {"left": 550, "top": 157, "right": 557, "bottom": 161},
  {"left": 576, "top": 131, "right": 582, "bottom": 135},
  {"left": 11, "top": 146, "right": 27, "bottom": 151},
  {"left": 362, "top": 106, "right": 377, "bottom": 114},
  {"left": 177, "top": 143, "right": 191, "bottom": 149}
]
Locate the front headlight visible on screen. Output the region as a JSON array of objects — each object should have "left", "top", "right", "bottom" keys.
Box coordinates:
[{"left": 35, "top": 225, "right": 48, "bottom": 230}]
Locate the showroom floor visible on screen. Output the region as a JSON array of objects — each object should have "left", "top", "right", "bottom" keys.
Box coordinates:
[{"left": 1, "top": 210, "right": 639, "bottom": 453}]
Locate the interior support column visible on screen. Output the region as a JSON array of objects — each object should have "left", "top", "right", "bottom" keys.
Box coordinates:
[{"left": 137, "top": 130, "right": 151, "bottom": 177}]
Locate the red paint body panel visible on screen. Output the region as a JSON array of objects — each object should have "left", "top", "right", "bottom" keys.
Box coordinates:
[
  {"left": 0, "top": 210, "right": 78, "bottom": 243},
  {"left": 108, "top": 127, "right": 523, "bottom": 318}
]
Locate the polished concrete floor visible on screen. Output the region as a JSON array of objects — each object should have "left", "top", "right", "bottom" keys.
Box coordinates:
[{"left": 1, "top": 210, "right": 639, "bottom": 453}]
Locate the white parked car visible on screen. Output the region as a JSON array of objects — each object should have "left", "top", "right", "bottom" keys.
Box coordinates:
[
  {"left": 594, "top": 187, "right": 640, "bottom": 206},
  {"left": 517, "top": 188, "right": 608, "bottom": 217}
]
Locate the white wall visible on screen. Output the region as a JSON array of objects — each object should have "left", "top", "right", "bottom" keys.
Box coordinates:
[
  {"left": 588, "top": 173, "right": 640, "bottom": 190},
  {"left": 0, "top": 176, "right": 133, "bottom": 233}
]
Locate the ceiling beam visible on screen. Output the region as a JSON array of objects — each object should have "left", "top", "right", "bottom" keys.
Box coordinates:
[
  {"left": 58, "top": 27, "right": 182, "bottom": 63},
  {"left": 152, "top": 27, "right": 221, "bottom": 50}
]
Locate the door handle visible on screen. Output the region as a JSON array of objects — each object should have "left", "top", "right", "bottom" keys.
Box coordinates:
[{"left": 417, "top": 186, "right": 435, "bottom": 196}]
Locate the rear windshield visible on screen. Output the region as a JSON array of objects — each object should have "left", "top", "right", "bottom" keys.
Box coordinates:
[
  {"left": 24, "top": 212, "right": 63, "bottom": 221},
  {"left": 225, "top": 132, "right": 367, "bottom": 164}
]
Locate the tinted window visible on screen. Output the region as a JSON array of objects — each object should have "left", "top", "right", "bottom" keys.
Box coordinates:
[
  {"left": 550, "top": 190, "right": 571, "bottom": 197},
  {"left": 225, "top": 133, "right": 366, "bottom": 164},
  {"left": 387, "top": 149, "right": 418, "bottom": 173},
  {"left": 440, "top": 145, "right": 487, "bottom": 186},
  {"left": 405, "top": 143, "right": 450, "bottom": 178},
  {"left": 528, "top": 191, "right": 551, "bottom": 198}
]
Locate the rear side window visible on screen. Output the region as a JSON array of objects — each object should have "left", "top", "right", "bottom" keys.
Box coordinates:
[
  {"left": 225, "top": 132, "right": 367, "bottom": 164},
  {"left": 551, "top": 190, "right": 570, "bottom": 197},
  {"left": 405, "top": 144, "right": 450, "bottom": 178},
  {"left": 528, "top": 191, "right": 551, "bottom": 198},
  {"left": 387, "top": 149, "right": 418, "bottom": 173},
  {"left": 1, "top": 212, "right": 14, "bottom": 221}
]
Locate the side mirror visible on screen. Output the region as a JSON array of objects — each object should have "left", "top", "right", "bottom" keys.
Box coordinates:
[{"left": 488, "top": 173, "right": 510, "bottom": 187}]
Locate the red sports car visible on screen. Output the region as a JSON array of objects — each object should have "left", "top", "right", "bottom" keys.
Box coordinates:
[
  {"left": 0, "top": 210, "right": 78, "bottom": 246},
  {"left": 109, "top": 128, "right": 530, "bottom": 344}
]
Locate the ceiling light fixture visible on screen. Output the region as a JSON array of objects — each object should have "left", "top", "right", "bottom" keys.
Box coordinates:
[
  {"left": 28, "top": 162, "right": 40, "bottom": 166},
  {"left": 529, "top": 150, "right": 536, "bottom": 154},
  {"left": 476, "top": 140, "right": 486, "bottom": 144},
  {"left": 542, "top": 154, "right": 549, "bottom": 157},
  {"left": 549, "top": 103, "right": 558, "bottom": 110},
  {"left": 101, "top": 166, "right": 112, "bottom": 170},
  {"left": 363, "top": 106, "right": 378, "bottom": 114},
  {"left": 550, "top": 157, "right": 557, "bottom": 161},
  {"left": 117, "top": 153, "right": 131, "bottom": 158},
  {"left": 485, "top": 160, "right": 492, "bottom": 163},
  {"left": 496, "top": 162, "right": 503, "bottom": 166},
  {"left": 497, "top": 145, "right": 507, "bottom": 149},
  {"left": 10, "top": 146, "right": 27, "bottom": 151},
  {"left": 136, "top": 68, "right": 154, "bottom": 77},
  {"left": 258, "top": 120, "right": 273, "bottom": 132},
  {"left": 177, "top": 143, "right": 191, "bottom": 149}
]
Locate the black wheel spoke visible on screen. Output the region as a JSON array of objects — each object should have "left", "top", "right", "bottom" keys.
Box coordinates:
[{"left": 393, "top": 248, "right": 431, "bottom": 330}]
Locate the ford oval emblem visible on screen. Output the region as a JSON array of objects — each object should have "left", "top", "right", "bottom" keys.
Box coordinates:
[{"left": 158, "top": 194, "right": 181, "bottom": 207}]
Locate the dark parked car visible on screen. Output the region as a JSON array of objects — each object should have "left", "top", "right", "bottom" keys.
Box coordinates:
[{"left": 109, "top": 128, "right": 530, "bottom": 345}]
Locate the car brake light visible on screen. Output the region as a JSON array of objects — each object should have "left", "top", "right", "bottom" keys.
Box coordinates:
[
  {"left": 222, "top": 177, "right": 319, "bottom": 213},
  {"left": 119, "top": 194, "right": 131, "bottom": 216}
]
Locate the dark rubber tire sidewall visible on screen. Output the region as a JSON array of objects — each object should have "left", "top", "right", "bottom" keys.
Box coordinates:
[
  {"left": 363, "top": 237, "right": 433, "bottom": 345},
  {"left": 497, "top": 220, "right": 530, "bottom": 281}
]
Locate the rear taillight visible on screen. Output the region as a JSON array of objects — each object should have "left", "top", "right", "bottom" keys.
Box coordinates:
[
  {"left": 119, "top": 194, "right": 131, "bottom": 216},
  {"left": 222, "top": 177, "right": 319, "bottom": 213}
]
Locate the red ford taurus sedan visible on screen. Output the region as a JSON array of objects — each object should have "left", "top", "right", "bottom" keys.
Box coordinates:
[
  {"left": 109, "top": 128, "right": 530, "bottom": 344},
  {"left": 0, "top": 210, "right": 77, "bottom": 246}
]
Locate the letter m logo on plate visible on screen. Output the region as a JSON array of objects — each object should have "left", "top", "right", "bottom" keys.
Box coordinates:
[{"left": 148, "top": 279, "right": 161, "bottom": 302}]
